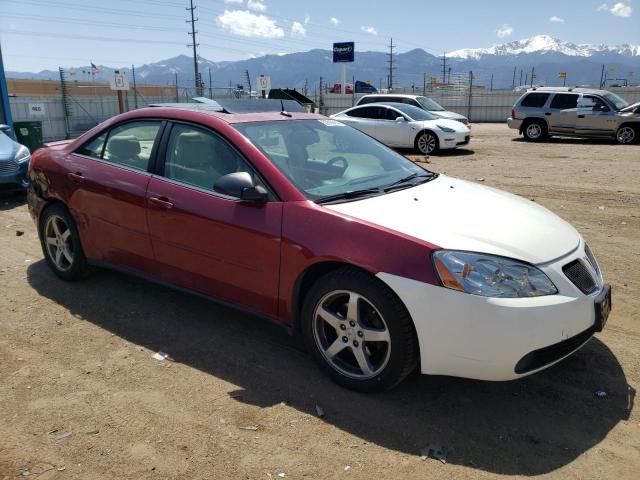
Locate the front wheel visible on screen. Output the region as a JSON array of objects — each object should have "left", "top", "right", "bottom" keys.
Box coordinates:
[
  {"left": 39, "top": 204, "right": 88, "bottom": 280},
  {"left": 302, "top": 268, "right": 419, "bottom": 392},
  {"left": 616, "top": 125, "right": 637, "bottom": 145},
  {"left": 415, "top": 131, "right": 439, "bottom": 155}
]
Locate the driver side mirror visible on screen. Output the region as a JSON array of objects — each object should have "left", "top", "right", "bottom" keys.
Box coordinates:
[
  {"left": 213, "top": 172, "right": 268, "bottom": 203},
  {"left": 0, "top": 124, "right": 13, "bottom": 135},
  {"left": 395, "top": 116, "right": 406, "bottom": 122}
]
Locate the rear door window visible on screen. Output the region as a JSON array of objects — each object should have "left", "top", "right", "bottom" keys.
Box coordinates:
[
  {"left": 550, "top": 94, "right": 578, "bottom": 110},
  {"left": 521, "top": 93, "right": 550, "bottom": 108},
  {"left": 346, "top": 106, "right": 380, "bottom": 119}
]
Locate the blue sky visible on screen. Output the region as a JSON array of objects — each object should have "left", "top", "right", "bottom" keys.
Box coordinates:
[{"left": 1, "top": 0, "right": 638, "bottom": 71}]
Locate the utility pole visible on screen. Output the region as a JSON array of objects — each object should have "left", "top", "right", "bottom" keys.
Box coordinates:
[
  {"left": 186, "top": 0, "right": 202, "bottom": 96},
  {"left": 530, "top": 67, "right": 535, "bottom": 88},
  {"left": 441, "top": 52, "right": 447, "bottom": 84},
  {"left": 131, "top": 64, "right": 138, "bottom": 109},
  {"left": 512, "top": 66, "right": 516, "bottom": 89},
  {"left": 447, "top": 67, "right": 451, "bottom": 85},
  {"left": 423, "top": 72, "right": 427, "bottom": 96},
  {"left": 387, "top": 38, "right": 395, "bottom": 91},
  {"left": 490, "top": 74, "right": 493, "bottom": 91},
  {"left": 599, "top": 64, "right": 605, "bottom": 88},
  {"left": 208, "top": 66, "right": 212, "bottom": 98},
  {"left": 519, "top": 69, "right": 523, "bottom": 86},
  {"left": 174, "top": 72, "right": 179, "bottom": 102}
]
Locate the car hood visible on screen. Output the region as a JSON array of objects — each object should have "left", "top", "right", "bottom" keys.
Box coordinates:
[
  {"left": 430, "top": 110, "right": 468, "bottom": 122},
  {"left": 0, "top": 132, "right": 19, "bottom": 160},
  {"left": 620, "top": 101, "right": 640, "bottom": 113},
  {"left": 416, "top": 118, "right": 469, "bottom": 133},
  {"left": 324, "top": 175, "right": 580, "bottom": 264}
]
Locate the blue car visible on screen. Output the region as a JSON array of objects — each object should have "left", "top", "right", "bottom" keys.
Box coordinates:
[{"left": 0, "top": 125, "right": 31, "bottom": 192}]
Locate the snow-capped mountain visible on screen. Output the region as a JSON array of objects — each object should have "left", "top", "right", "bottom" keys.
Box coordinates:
[{"left": 449, "top": 35, "right": 640, "bottom": 59}]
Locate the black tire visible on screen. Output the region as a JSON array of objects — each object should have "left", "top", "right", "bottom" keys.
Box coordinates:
[
  {"left": 616, "top": 124, "right": 638, "bottom": 145},
  {"left": 415, "top": 130, "right": 439, "bottom": 155},
  {"left": 301, "top": 267, "right": 419, "bottom": 392},
  {"left": 522, "top": 119, "right": 547, "bottom": 142},
  {"left": 38, "top": 203, "right": 89, "bottom": 281}
]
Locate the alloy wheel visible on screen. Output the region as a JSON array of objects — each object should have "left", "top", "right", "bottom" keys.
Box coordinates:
[
  {"left": 44, "top": 215, "right": 74, "bottom": 272},
  {"left": 617, "top": 126, "right": 636, "bottom": 144},
  {"left": 312, "top": 290, "right": 391, "bottom": 380},
  {"left": 526, "top": 123, "right": 542, "bottom": 140},
  {"left": 418, "top": 133, "right": 437, "bottom": 154}
]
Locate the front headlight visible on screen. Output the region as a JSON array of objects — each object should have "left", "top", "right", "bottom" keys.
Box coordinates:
[
  {"left": 433, "top": 250, "right": 558, "bottom": 298},
  {"left": 436, "top": 124, "right": 456, "bottom": 133},
  {"left": 15, "top": 145, "right": 31, "bottom": 163}
]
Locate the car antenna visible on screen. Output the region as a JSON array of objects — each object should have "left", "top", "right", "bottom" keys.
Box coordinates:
[{"left": 280, "top": 99, "right": 292, "bottom": 117}]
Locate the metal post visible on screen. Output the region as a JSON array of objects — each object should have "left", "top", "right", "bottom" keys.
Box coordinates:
[
  {"left": 208, "top": 67, "right": 212, "bottom": 98},
  {"left": 512, "top": 66, "right": 516, "bottom": 89},
  {"left": 341, "top": 63, "right": 347, "bottom": 95},
  {"left": 423, "top": 72, "right": 426, "bottom": 96},
  {"left": 467, "top": 71, "right": 473, "bottom": 121},
  {"left": 530, "top": 67, "right": 535, "bottom": 88},
  {"left": 490, "top": 74, "right": 493, "bottom": 91},
  {"left": 174, "top": 73, "right": 179, "bottom": 102},
  {"left": 131, "top": 64, "right": 138, "bottom": 109}
]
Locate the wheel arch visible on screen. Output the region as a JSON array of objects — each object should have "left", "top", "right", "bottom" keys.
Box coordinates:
[
  {"left": 290, "top": 261, "right": 417, "bottom": 340},
  {"left": 520, "top": 117, "right": 549, "bottom": 134}
]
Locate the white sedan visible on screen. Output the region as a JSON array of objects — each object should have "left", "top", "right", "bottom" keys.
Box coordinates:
[{"left": 331, "top": 102, "right": 471, "bottom": 154}]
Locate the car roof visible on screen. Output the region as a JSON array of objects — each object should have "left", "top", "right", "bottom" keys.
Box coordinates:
[
  {"left": 132, "top": 105, "right": 324, "bottom": 124},
  {"left": 361, "top": 93, "right": 421, "bottom": 99},
  {"left": 524, "top": 87, "right": 611, "bottom": 95}
]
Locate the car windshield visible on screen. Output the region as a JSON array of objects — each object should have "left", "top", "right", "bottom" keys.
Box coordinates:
[
  {"left": 416, "top": 96, "right": 446, "bottom": 111},
  {"left": 602, "top": 92, "right": 630, "bottom": 111},
  {"left": 386, "top": 103, "right": 438, "bottom": 121},
  {"left": 233, "top": 119, "right": 435, "bottom": 202}
]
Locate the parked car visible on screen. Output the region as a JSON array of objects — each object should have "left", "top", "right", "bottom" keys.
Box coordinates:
[
  {"left": 507, "top": 87, "right": 640, "bottom": 143},
  {"left": 0, "top": 124, "right": 31, "bottom": 192},
  {"left": 27, "top": 106, "right": 611, "bottom": 392},
  {"left": 331, "top": 102, "right": 470, "bottom": 154},
  {"left": 356, "top": 94, "right": 469, "bottom": 125}
]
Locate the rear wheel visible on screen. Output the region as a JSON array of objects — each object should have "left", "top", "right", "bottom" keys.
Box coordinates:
[
  {"left": 616, "top": 125, "right": 637, "bottom": 144},
  {"left": 39, "top": 204, "right": 88, "bottom": 280},
  {"left": 415, "top": 131, "right": 439, "bottom": 154},
  {"left": 522, "top": 120, "right": 547, "bottom": 142},
  {"left": 302, "top": 268, "right": 419, "bottom": 392}
]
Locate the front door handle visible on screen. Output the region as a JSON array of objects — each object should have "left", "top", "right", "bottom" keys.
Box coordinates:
[
  {"left": 149, "top": 196, "right": 174, "bottom": 209},
  {"left": 578, "top": 115, "right": 585, "bottom": 119},
  {"left": 544, "top": 112, "right": 552, "bottom": 116},
  {"left": 67, "top": 172, "right": 84, "bottom": 184}
]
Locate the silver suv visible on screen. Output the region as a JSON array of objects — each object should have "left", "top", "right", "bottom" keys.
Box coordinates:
[
  {"left": 357, "top": 94, "right": 469, "bottom": 125},
  {"left": 507, "top": 87, "right": 640, "bottom": 144}
]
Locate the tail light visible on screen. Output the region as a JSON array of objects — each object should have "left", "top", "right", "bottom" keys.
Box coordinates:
[{"left": 511, "top": 109, "right": 516, "bottom": 119}]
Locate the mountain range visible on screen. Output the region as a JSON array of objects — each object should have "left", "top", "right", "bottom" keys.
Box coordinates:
[{"left": 7, "top": 35, "right": 640, "bottom": 90}]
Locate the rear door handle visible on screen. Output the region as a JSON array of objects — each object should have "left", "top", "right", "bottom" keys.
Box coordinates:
[
  {"left": 67, "top": 172, "right": 84, "bottom": 184},
  {"left": 544, "top": 112, "right": 552, "bottom": 116},
  {"left": 578, "top": 115, "right": 585, "bottom": 118},
  {"left": 149, "top": 196, "right": 174, "bottom": 209}
]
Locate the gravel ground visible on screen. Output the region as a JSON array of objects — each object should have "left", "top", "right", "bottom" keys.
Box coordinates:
[{"left": 1, "top": 123, "right": 639, "bottom": 479}]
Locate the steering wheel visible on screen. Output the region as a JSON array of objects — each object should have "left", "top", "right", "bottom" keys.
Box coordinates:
[{"left": 327, "top": 156, "right": 349, "bottom": 176}]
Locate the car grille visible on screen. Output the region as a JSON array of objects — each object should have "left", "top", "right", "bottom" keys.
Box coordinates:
[
  {"left": 563, "top": 259, "right": 597, "bottom": 294},
  {"left": 0, "top": 160, "right": 19, "bottom": 175}
]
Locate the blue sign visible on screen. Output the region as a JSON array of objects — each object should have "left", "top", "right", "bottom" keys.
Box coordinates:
[{"left": 333, "top": 42, "right": 355, "bottom": 63}]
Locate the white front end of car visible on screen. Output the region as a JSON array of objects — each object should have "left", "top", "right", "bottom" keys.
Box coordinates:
[
  {"left": 326, "top": 176, "right": 607, "bottom": 381},
  {"left": 418, "top": 119, "right": 470, "bottom": 150}
]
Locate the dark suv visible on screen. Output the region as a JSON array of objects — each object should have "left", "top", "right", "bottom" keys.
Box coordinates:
[{"left": 507, "top": 87, "right": 640, "bottom": 144}]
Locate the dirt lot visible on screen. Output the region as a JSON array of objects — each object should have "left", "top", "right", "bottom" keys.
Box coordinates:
[{"left": 1, "top": 123, "right": 639, "bottom": 479}]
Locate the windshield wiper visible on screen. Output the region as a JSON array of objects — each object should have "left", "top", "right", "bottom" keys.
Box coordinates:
[
  {"left": 383, "top": 172, "right": 437, "bottom": 192},
  {"left": 315, "top": 188, "right": 382, "bottom": 204}
]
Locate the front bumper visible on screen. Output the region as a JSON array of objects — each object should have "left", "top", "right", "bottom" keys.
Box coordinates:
[
  {"left": 507, "top": 117, "right": 522, "bottom": 130},
  {"left": 0, "top": 160, "right": 29, "bottom": 191},
  {"left": 440, "top": 131, "right": 471, "bottom": 149},
  {"left": 378, "top": 242, "right": 606, "bottom": 381}
]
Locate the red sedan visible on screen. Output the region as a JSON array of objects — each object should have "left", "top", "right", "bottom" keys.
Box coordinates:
[{"left": 27, "top": 106, "right": 609, "bottom": 391}]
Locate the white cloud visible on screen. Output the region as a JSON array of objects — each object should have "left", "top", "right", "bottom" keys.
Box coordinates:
[
  {"left": 216, "top": 10, "right": 284, "bottom": 38},
  {"left": 610, "top": 2, "right": 633, "bottom": 16},
  {"left": 598, "top": 2, "right": 633, "bottom": 16},
  {"left": 549, "top": 16, "right": 565, "bottom": 23},
  {"left": 496, "top": 24, "right": 514, "bottom": 38},
  {"left": 291, "top": 21, "right": 306, "bottom": 37},
  {"left": 330, "top": 17, "right": 340, "bottom": 25},
  {"left": 247, "top": 0, "right": 267, "bottom": 13},
  {"left": 223, "top": 0, "right": 243, "bottom": 4},
  {"left": 360, "top": 25, "right": 377, "bottom": 35}
]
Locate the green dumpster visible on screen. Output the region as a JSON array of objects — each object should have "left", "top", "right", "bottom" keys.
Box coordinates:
[{"left": 13, "top": 121, "right": 44, "bottom": 152}]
